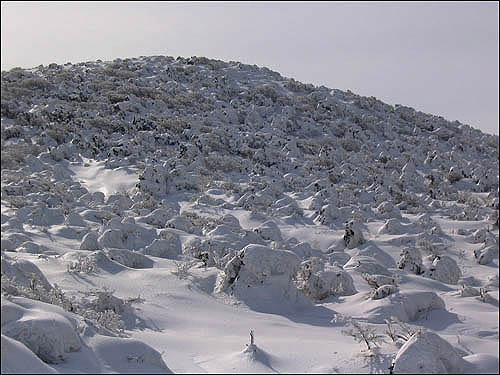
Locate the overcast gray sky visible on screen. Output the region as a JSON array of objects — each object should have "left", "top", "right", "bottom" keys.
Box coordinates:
[{"left": 1, "top": 1, "right": 498, "bottom": 135}]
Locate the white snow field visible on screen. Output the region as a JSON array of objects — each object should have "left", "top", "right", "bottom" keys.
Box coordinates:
[{"left": 1, "top": 55, "right": 498, "bottom": 373}]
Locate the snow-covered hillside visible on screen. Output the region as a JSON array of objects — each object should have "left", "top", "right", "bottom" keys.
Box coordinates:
[{"left": 1, "top": 55, "right": 499, "bottom": 373}]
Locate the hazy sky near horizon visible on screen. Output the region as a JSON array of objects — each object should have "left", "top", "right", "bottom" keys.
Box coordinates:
[{"left": 2, "top": 1, "right": 498, "bottom": 135}]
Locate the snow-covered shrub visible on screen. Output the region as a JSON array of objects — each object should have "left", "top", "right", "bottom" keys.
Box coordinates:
[
  {"left": 26, "top": 207, "right": 65, "bottom": 227},
  {"left": 143, "top": 236, "right": 182, "bottom": 260},
  {"left": 473, "top": 245, "right": 497, "bottom": 265},
  {"left": 1, "top": 297, "right": 81, "bottom": 364},
  {"left": 361, "top": 273, "right": 400, "bottom": 289},
  {"left": 343, "top": 220, "right": 365, "bottom": 249},
  {"left": 376, "top": 201, "right": 402, "bottom": 219},
  {"left": 459, "top": 284, "right": 481, "bottom": 297},
  {"left": 104, "top": 248, "right": 154, "bottom": 269},
  {"left": 378, "top": 218, "right": 405, "bottom": 235},
  {"left": 333, "top": 314, "right": 386, "bottom": 351},
  {"left": 166, "top": 215, "right": 199, "bottom": 234},
  {"left": 343, "top": 255, "right": 392, "bottom": 276},
  {"left": 371, "top": 284, "right": 398, "bottom": 300},
  {"left": 16, "top": 241, "right": 50, "bottom": 254},
  {"left": 296, "top": 258, "right": 357, "bottom": 300},
  {"left": 66, "top": 254, "right": 99, "bottom": 274},
  {"left": 64, "top": 212, "right": 87, "bottom": 227},
  {"left": 80, "top": 232, "right": 101, "bottom": 251},
  {"left": 397, "top": 247, "right": 424, "bottom": 275},
  {"left": 424, "top": 255, "right": 461, "bottom": 285},
  {"left": 253, "top": 220, "right": 283, "bottom": 242},
  {"left": 98, "top": 229, "right": 126, "bottom": 249},
  {"left": 172, "top": 260, "right": 195, "bottom": 280},
  {"left": 393, "top": 330, "right": 467, "bottom": 374},
  {"left": 219, "top": 244, "right": 300, "bottom": 291},
  {"left": 1, "top": 255, "right": 52, "bottom": 291}
]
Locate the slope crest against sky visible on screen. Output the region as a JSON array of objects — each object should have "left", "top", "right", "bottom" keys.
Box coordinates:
[{"left": 1, "top": 2, "right": 498, "bottom": 134}]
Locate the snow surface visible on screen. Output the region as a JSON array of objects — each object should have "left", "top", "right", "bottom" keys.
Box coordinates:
[{"left": 1, "top": 55, "right": 498, "bottom": 373}]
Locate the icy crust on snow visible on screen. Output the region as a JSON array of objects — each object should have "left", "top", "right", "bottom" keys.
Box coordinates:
[{"left": 1, "top": 55, "right": 499, "bottom": 373}]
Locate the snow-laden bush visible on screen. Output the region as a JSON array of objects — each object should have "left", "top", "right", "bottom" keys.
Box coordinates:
[
  {"left": 219, "top": 244, "right": 300, "bottom": 290},
  {"left": 98, "top": 229, "right": 125, "bottom": 249},
  {"left": 1, "top": 255, "right": 52, "bottom": 291},
  {"left": 295, "top": 258, "right": 357, "bottom": 300},
  {"left": 1, "top": 297, "right": 81, "bottom": 364},
  {"left": 378, "top": 218, "right": 405, "bottom": 235},
  {"left": 376, "top": 201, "right": 402, "bottom": 219},
  {"left": 166, "top": 215, "right": 200, "bottom": 235},
  {"left": 333, "top": 314, "right": 386, "bottom": 351},
  {"left": 16, "top": 241, "right": 50, "bottom": 254},
  {"left": 473, "top": 245, "right": 498, "bottom": 265},
  {"left": 343, "top": 220, "right": 365, "bottom": 249},
  {"left": 143, "top": 236, "right": 182, "bottom": 260},
  {"left": 424, "top": 255, "right": 461, "bottom": 285},
  {"left": 397, "top": 247, "right": 424, "bottom": 275},
  {"left": 371, "top": 284, "right": 398, "bottom": 300},
  {"left": 361, "top": 273, "right": 400, "bottom": 289},
  {"left": 64, "top": 212, "right": 87, "bottom": 227},
  {"left": 393, "top": 330, "right": 467, "bottom": 374},
  {"left": 104, "top": 248, "right": 154, "bottom": 269},
  {"left": 343, "top": 255, "right": 392, "bottom": 276},
  {"left": 1, "top": 334, "right": 59, "bottom": 373},
  {"left": 253, "top": 220, "right": 283, "bottom": 242},
  {"left": 26, "top": 207, "right": 65, "bottom": 227},
  {"left": 80, "top": 232, "right": 101, "bottom": 251},
  {"left": 137, "top": 207, "right": 177, "bottom": 228}
]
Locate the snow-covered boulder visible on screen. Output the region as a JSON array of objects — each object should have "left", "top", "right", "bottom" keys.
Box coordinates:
[{"left": 393, "top": 330, "right": 467, "bottom": 374}]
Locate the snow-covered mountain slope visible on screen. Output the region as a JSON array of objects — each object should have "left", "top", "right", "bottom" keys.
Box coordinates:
[{"left": 1, "top": 55, "right": 499, "bottom": 373}]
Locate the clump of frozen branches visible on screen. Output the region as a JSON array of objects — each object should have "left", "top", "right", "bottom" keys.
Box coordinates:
[
  {"left": 383, "top": 316, "right": 418, "bottom": 344},
  {"left": 332, "top": 314, "right": 386, "bottom": 351},
  {"left": 66, "top": 254, "right": 98, "bottom": 274},
  {"left": 172, "top": 260, "right": 195, "bottom": 279}
]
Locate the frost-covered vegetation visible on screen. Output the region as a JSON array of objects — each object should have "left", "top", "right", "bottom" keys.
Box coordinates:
[{"left": 1, "top": 55, "right": 498, "bottom": 373}]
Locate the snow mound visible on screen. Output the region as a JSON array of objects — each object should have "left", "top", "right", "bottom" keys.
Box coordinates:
[
  {"left": 1, "top": 297, "right": 81, "bottom": 364},
  {"left": 1, "top": 334, "right": 58, "bottom": 374},
  {"left": 393, "top": 330, "right": 467, "bottom": 374},
  {"left": 91, "top": 336, "right": 172, "bottom": 373},
  {"left": 104, "top": 248, "right": 154, "bottom": 269},
  {"left": 1, "top": 255, "right": 52, "bottom": 291},
  {"left": 354, "top": 290, "right": 446, "bottom": 323}
]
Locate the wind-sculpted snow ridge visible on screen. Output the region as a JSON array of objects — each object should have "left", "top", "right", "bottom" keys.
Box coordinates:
[{"left": 1, "top": 55, "right": 499, "bottom": 373}]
